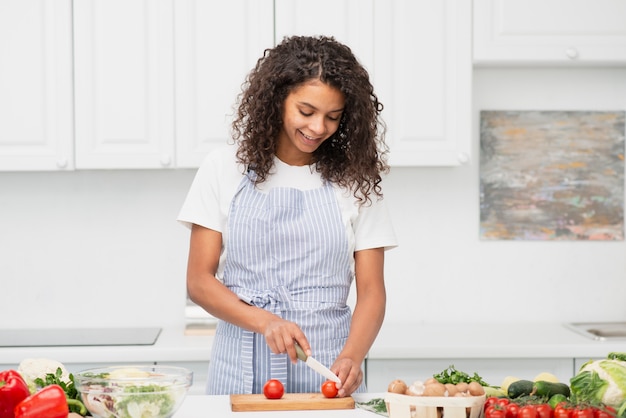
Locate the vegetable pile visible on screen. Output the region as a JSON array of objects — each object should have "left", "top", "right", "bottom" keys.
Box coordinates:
[
  {"left": 357, "top": 355, "right": 626, "bottom": 418},
  {"left": 0, "top": 358, "right": 86, "bottom": 418},
  {"left": 356, "top": 365, "right": 490, "bottom": 417}
]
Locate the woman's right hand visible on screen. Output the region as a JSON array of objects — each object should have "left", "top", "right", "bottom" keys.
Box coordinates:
[{"left": 263, "top": 317, "right": 310, "bottom": 364}]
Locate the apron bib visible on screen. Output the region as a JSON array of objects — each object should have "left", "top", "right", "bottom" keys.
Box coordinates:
[{"left": 206, "top": 170, "right": 359, "bottom": 395}]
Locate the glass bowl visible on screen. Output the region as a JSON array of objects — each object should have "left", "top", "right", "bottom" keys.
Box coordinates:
[{"left": 73, "top": 365, "right": 193, "bottom": 418}]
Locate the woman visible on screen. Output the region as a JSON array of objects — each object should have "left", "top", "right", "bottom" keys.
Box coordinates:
[{"left": 178, "top": 35, "right": 397, "bottom": 397}]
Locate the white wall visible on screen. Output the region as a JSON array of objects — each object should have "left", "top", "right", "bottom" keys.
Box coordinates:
[{"left": 1, "top": 67, "right": 625, "bottom": 329}]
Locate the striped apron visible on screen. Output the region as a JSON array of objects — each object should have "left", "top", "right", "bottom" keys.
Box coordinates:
[{"left": 206, "top": 170, "right": 361, "bottom": 395}]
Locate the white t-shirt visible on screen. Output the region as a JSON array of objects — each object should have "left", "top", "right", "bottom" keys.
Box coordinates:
[{"left": 177, "top": 144, "right": 397, "bottom": 279}]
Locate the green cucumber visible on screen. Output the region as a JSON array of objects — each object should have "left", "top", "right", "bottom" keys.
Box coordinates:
[
  {"left": 532, "top": 381, "right": 570, "bottom": 398},
  {"left": 548, "top": 393, "right": 568, "bottom": 409},
  {"left": 507, "top": 379, "right": 534, "bottom": 398}
]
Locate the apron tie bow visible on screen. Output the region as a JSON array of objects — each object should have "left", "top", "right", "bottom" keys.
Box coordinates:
[{"left": 239, "top": 285, "right": 292, "bottom": 393}]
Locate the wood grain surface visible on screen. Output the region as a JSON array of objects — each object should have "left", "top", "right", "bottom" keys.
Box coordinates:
[{"left": 230, "top": 393, "right": 355, "bottom": 411}]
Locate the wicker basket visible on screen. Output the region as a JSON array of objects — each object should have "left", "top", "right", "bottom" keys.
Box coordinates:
[{"left": 384, "top": 393, "right": 486, "bottom": 418}]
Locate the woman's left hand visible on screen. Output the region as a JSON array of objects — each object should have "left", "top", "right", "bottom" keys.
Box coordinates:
[{"left": 331, "top": 357, "right": 363, "bottom": 397}]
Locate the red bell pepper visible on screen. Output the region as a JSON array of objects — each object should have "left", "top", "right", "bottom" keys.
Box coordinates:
[
  {"left": 13, "top": 385, "right": 68, "bottom": 418},
  {"left": 0, "top": 370, "right": 30, "bottom": 418}
]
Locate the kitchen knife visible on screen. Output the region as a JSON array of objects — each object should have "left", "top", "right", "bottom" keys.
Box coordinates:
[{"left": 294, "top": 342, "right": 341, "bottom": 384}]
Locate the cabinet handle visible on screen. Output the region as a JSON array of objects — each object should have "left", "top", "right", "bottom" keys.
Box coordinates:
[
  {"left": 565, "top": 47, "right": 579, "bottom": 60},
  {"left": 457, "top": 152, "right": 469, "bottom": 164},
  {"left": 160, "top": 154, "right": 172, "bottom": 167},
  {"left": 56, "top": 158, "right": 68, "bottom": 169}
]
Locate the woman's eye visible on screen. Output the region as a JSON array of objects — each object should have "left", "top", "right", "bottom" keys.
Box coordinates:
[{"left": 300, "top": 110, "right": 313, "bottom": 117}]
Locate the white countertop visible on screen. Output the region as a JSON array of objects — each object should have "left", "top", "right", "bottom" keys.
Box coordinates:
[
  {"left": 368, "top": 322, "right": 626, "bottom": 359},
  {"left": 175, "top": 395, "right": 377, "bottom": 417},
  {"left": 1, "top": 322, "right": 622, "bottom": 369},
  {"left": 0, "top": 325, "right": 213, "bottom": 367}
]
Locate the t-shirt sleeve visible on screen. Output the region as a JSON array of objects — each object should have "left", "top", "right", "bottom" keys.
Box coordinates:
[
  {"left": 177, "top": 146, "right": 234, "bottom": 232},
  {"left": 353, "top": 196, "right": 398, "bottom": 252}
]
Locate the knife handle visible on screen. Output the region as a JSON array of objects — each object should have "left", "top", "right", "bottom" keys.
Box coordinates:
[{"left": 294, "top": 342, "right": 308, "bottom": 362}]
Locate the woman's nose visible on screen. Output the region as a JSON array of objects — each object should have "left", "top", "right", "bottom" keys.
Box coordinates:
[{"left": 309, "top": 116, "right": 327, "bottom": 135}]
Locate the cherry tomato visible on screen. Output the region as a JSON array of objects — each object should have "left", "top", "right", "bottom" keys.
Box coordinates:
[
  {"left": 594, "top": 406, "right": 616, "bottom": 418},
  {"left": 506, "top": 402, "right": 521, "bottom": 418},
  {"left": 536, "top": 404, "right": 554, "bottom": 418},
  {"left": 497, "top": 399, "right": 511, "bottom": 407},
  {"left": 263, "top": 379, "right": 284, "bottom": 399},
  {"left": 321, "top": 380, "right": 338, "bottom": 398},
  {"left": 554, "top": 405, "right": 572, "bottom": 418},
  {"left": 519, "top": 405, "right": 538, "bottom": 418},
  {"left": 485, "top": 397, "right": 500, "bottom": 411},
  {"left": 572, "top": 407, "right": 594, "bottom": 418},
  {"left": 486, "top": 406, "right": 507, "bottom": 418}
]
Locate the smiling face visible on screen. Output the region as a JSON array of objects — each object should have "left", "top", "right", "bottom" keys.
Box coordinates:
[{"left": 276, "top": 79, "right": 345, "bottom": 166}]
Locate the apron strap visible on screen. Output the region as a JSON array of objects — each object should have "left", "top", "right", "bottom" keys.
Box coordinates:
[{"left": 238, "top": 285, "right": 293, "bottom": 393}]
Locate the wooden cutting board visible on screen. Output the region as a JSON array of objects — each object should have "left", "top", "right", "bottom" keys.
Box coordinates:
[{"left": 230, "top": 393, "right": 355, "bottom": 411}]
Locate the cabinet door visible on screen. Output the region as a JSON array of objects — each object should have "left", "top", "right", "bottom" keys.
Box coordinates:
[
  {"left": 73, "top": 0, "right": 175, "bottom": 169},
  {"left": 274, "top": 0, "right": 375, "bottom": 71},
  {"left": 474, "top": 0, "right": 626, "bottom": 65},
  {"left": 174, "top": 0, "right": 273, "bottom": 168},
  {"left": 0, "top": 0, "right": 73, "bottom": 171},
  {"left": 374, "top": 0, "right": 472, "bottom": 166}
]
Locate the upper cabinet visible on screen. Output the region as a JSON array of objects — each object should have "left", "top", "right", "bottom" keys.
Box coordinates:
[
  {"left": 274, "top": 0, "right": 375, "bottom": 71},
  {"left": 0, "top": 0, "right": 470, "bottom": 170},
  {"left": 474, "top": 0, "right": 626, "bottom": 65},
  {"left": 374, "top": 0, "right": 472, "bottom": 166},
  {"left": 0, "top": 0, "right": 73, "bottom": 171},
  {"left": 174, "top": 0, "right": 273, "bottom": 168},
  {"left": 275, "top": 0, "right": 472, "bottom": 166},
  {"left": 73, "top": 0, "right": 175, "bottom": 169}
]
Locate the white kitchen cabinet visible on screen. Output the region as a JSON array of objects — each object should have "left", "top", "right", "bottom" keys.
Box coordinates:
[
  {"left": 373, "top": 0, "right": 472, "bottom": 166},
  {"left": 0, "top": 0, "right": 74, "bottom": 171},
  {"left": 274, "top": 0, "right": 375, "bottom": 71},
  {"left": 275, "top": 0, "right": 471, "bottom": 167},
  {"left": 365, "top": 358, "right": 576, "bottom": 393},
  {"left": 474, "top": 0, "right": 626, "bottom": 65},
  {"left": 73, "top": 0, "right": 175, "bottom": 169},
  {"left": 174, "top": 0, "right": 274, "bottom": 168}
]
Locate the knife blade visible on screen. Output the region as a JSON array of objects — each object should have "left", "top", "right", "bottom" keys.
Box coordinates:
[{"left": 294, "top": 342, "right": 341, "bottom": 384}]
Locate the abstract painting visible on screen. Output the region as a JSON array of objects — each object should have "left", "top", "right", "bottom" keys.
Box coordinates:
[{"left": 480, "top": 110, "right": 625, "bottom": 240}]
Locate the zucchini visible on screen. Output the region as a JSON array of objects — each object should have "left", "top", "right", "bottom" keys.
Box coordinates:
[
  {"left": 507, "top": 379, "right": 534, "bottom": 398},
  {"left": 532, "top": 381, "right": 571, "bottom": 398}
]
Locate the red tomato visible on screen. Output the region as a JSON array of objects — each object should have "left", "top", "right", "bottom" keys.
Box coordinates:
[
  {"left": 536, "top": 404, "right": 554, "bottom": 418},
  {"left": 506, "top": 402, "right": 521, "bottom": 418},
  {"left": 554, "top": 405, "right": 572, "bottom": 418},
  {"left": 485, "top": 397, "right": 500, "bottom": 411},
  {"left": 497, "top": 399, "right": 511, "bottom": 407},
  {"left": 263, "top": 379, "right": 284, "bottom": 399},
  {"left": 486, "top": 406, "right": 507, "bottom": 418},
  {"left": 572, "top": 407, "right": 594, "bottom": 418},
  {"left": 519, "top": 405, "right": 538, "bottom": 418},
  {"left": 594, "top": 406, "right": 616, "bottom": 418},
  {"left": 321, "top": 380, "right": 338, "bottom": 398}
]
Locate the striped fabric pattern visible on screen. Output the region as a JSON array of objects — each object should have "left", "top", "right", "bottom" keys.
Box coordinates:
[{"left": 205, "top": 172, "right": 362, "bottom": 395}]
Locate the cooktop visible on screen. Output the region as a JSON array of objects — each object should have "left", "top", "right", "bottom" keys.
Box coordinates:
[{"left": 0, "top": 327, "right": 162, "bottom": 347}]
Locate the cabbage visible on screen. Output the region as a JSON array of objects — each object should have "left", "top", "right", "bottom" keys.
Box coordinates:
[{"left": 570, "top": 353, "right": 626, "bottom": 415}]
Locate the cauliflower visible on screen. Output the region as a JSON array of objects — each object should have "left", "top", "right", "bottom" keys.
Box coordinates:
[
  {"left": 17, "top": 358, "right": 72, "bottom": 393},
  {"left": 570, "top": 356, "right": 626, "bottom": 409}
]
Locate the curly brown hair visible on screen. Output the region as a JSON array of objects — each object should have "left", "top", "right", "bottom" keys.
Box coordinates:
[{"left": 231, "top": 35, "right": 389, "bottom": 204}]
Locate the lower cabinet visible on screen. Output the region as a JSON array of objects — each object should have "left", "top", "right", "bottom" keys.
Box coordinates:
[{"left": 365, "top": 358, "right": 576, "bottom": 393}]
